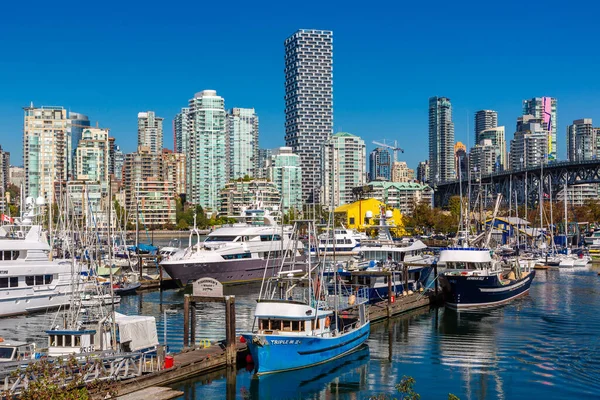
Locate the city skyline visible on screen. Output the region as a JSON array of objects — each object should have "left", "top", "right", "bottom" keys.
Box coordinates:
[{"left": 1, "top": 1, "right": 600, "bottom": 171}]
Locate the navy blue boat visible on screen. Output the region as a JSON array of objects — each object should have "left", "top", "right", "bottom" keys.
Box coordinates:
[{"left": 438, "top": 248, "right": 535, "bottom": 309}]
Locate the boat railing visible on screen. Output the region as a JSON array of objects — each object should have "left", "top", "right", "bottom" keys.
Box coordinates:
[{"left": 326, "top": 285, "right": 369, "bottom": 310}]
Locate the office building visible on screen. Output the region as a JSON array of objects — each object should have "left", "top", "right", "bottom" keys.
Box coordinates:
[
  {"left": 174, "top": 107, "right": 191, "bottom": 154},
  {"left": 257, "top": 148, "right": 273, "bottom": 179},
  {"left": 162, "top": 149, "right": 186, "bottom": 196},
  {"left": 429, "top": 96, "right": 455, "bottom": 183},
  {"left": 219, "top": 179, "right": 281, "bottom": 216},
  {"left": 369, "top": 147, "right": 392, "bottom": 181},
  {"left": 321, "top": 132, "right": 366, "bottom": 208},
  {"left": 474, "top": 110, "right": 498, "bottom": 144},
  {"left": 23, "top": 104, "right": 68, "bottom": 201},
  {"left": 567, "top": 119, "right": 598, "bottom": 161},
  {"left": 67, "top": 112, "right": 91, "bottom": 180},
  {"left": 123, "top": 147, "right": 176, "bottom": 227},
  {"left": 391, "top": 161, "right": 414, "bottom": 183},
  {"left": 478, "top": 126, "right": 507, "bottom": 170},
  {"left": 0, "top": 147, "right": 8, "bottom": 213},
  {"left": 9, "top": 166, "right": 24, "bottom": 188},
  {"left": 113, "top": 146, "right": 124, "bottom": 181},
  {"left": 416, "top": 160, "right": 430, "bottom": 183},
  {"left": 454, "top": 142, "right": 468, "bottom": 180},
  {"left": 268, "top": 147, "right": 302, "bottom": 213},
  {"left": 469, "top": 139, "right": 497, "bottom": 175},
  {"left": 523, "top": 97, "right": 557, "bottom": 160},
  {"left": 227, "top": 108, "right": 259, "bottom": 179},
  {"left": 510, "top": 115, "right": 549, "bottom": 169},
  {"left": 284, "top": 29, "right": 333, "bottom": 203},
  {"left": 187, "top": 90, "right": 227, "bottom": 211},
  {"left": 137, "top": 111, "right": 164, "bottom": 154}
]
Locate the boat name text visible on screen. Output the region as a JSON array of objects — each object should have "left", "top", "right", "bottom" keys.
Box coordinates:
[{"left": 270, "top": 339, "right": 302, "bottom": 345}]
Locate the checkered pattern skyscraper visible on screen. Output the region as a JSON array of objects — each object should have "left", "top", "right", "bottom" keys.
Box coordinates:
[{"left": 284, "top": 29, "right": 333, "bottom": 204}]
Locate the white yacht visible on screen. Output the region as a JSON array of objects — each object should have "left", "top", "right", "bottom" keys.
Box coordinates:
[
  {"left": 0, "top": 223, "right": 78, "bottom": 318},
  {"left": 161, "top": 208, "right": 304, "bottom": 286},
  {"left": 315, "top": 227, "right": 368, "bottom": 254}
]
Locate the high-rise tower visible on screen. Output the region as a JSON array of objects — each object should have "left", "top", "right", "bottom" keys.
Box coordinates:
[
  {"left": 187, "top": 90, "right": 227, "bottom": 211},
  {"left": 23, "top": 104, "right": 68, "bottom": 200},
  {"left": 523, "top": 97, "right": 557, "bottom": 161},
  {"left": 321, "top": 132, "right": 366, "bottom": 208},
  {"left": 137, "top": 111, "right": 164, "bottom": 154},
  {"left": 284, "top": 29, "right": 333, "bottom": 203},
  {"left": 474, "top": 110, "right": 498, "bottom": 144},
  {"left": 227, "top": 108, "right": 259, "bottom": 179},
  {"left": 428, "top": 97, "right": 455, "bottom": 183}
]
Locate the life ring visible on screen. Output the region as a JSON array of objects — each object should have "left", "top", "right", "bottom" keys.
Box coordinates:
[{"left": 324, "top": 316, "right": 331, "bottom": 328}]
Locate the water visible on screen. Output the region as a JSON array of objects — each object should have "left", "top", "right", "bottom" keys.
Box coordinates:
[{"left": 2, "top": 268, "right": 600, "bottom": 399}]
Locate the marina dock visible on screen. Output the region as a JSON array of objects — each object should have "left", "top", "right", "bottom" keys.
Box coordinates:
[
  {"left": 114, "top": 342, "right": 248, "bottom": 397},
  {"left": 114, "top": 287, "right": 443, "bottom": 398}
]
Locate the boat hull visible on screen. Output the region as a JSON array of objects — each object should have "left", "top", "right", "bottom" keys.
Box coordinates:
[
  {"left": 242, "top": 322, "right": 370, "bottom": 375},
  {"left": 162, "top": 256, "right": 303, "bottom": 286},
  {"left": 439, "top": 271, "right": 535, "bottom": 310}
]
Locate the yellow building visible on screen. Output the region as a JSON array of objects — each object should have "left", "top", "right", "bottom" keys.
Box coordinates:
[{"left": 334, "top": 198, "right": 406, "bottom": 237}]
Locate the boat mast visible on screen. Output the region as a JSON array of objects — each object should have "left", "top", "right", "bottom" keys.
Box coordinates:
[
  {"left": 564, "top": 179, "right": 568, "bottom": 250},
  {"left": 108, "top": 179, "right": 117, "bottom": 350}
]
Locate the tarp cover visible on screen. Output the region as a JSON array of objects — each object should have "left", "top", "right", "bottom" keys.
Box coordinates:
[{"left": 114, "top": 312, "right": 159, "bottom": 351}]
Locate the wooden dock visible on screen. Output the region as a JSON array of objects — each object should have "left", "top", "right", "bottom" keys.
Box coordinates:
[
  {"left": 113, "top": 342, "right": 248, "bottom": 398},
  {"left": 369, "top": 290, "right": 443, "bottom": 322},
  {"left": 116, "top": 386, "right": 184, "bottom": 400}
]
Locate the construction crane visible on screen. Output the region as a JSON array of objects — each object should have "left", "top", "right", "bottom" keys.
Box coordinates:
[{"left": 372, "top": 140, "right": 404, "bottom": 163}]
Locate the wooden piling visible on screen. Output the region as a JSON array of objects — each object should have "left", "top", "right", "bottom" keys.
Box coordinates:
[
  {"left": 225, "top": 296, "right": 236, "bottom": 366},
  {"left": 190, "top": 302, "right": 197, "bottom": 347},
  {"left": 183, "top": 295, "right": 190, "bottom": 348},
  {"left": 434, "top": 262, "right": 438, "bottom": 296}
]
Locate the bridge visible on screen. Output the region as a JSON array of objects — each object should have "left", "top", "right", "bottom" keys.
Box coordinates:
[{"left": 434, "top": 160, "right": 600, "bottom": 208}]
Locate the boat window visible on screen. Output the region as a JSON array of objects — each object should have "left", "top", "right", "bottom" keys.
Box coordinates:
[
  {"left": 35, "top": 275, "right": 44, "bottom": 285},
  {"left": 0, "top": 278, "right": 7, "bottom": 288},
  {"left": 349, "top": 217, "right": 355, "bottom": 225},
  {"left": 25, "top": 276, "right": 34, "bottom": 286},
  {"left": 271, "top": 320, "right": 282, "bottom": 331},
  {"left": 345, "top": 239, "right": 352, "bottom": 244},
  {"left": 74, "top": 336, "right": 81, "bottom": 347},
  {"left": 90, "top": 334, "right": 94, "bottom": 345},
  {"left": 336, "top": 239, "right": 344, "bottom": 244},
  {"left": 9, "top": 277, "right": 18, "bottom": 287},
  {"left": 49, "top": 334, "right": 56, "bottom": 347},
  {"left": 0, "top": 251, "right": 18, "bottom": 261},
  {"left": 44, "top": 275, "right": 53, "bottom": 284},
  {"left": 205, "top": 236, "right": 237, "bottom": 242},
  {"left": 259, "top": 319, "right": 269, "bottom": 330},
  {"left": 0, "top": 347, "right": 14, "bottom": 359},
  {"left": 282, "top": 320, "right": 292, "bottom": 331},
  {"left": 292, "top": 320, "right": 301, "bottom": 331},
  {"left": 222, "top": 253, "right": 252, "bottom": 260},
  {"left": 65, "top": 335, "right": 72, "bottom": 347}
]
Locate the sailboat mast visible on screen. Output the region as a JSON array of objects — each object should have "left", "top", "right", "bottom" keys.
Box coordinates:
[
  {"left": 564, "top": 179, "right": 568, "bottom": 248},
  {"left": 108, "top": 179, "right": 117, "bottom": 350}
]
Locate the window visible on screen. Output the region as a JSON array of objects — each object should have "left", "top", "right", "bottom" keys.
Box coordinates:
[
  {"left": 0, "top": 278, "right": 7, "bottom": 288},
  {"left": 64, "top": 335, "right": 72, "bottom": 347},
  {"left": 260, "top": 319, "right": 269, "bottom": 330},
  {"left": 25, "top": 276, "right": 34, "bottom": 286},
  {"left": 292, "top": 320, "right": 301, "bottom": 331},
  {"left": 9, "top": 277, "right": 18, "bottom": 287},
  {"left": 35, "top": 275, "right": 43, "bottom": 285},
  {"left": 44, "top": 275, "right": 53, "bottom": 284},
  {"left": 349, "top": 217, "right": 355, "bottom": 225}
]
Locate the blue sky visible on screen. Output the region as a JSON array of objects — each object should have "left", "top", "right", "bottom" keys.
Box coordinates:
[{"left": 1, "top": 0, "right": 599, "bottom": 170}]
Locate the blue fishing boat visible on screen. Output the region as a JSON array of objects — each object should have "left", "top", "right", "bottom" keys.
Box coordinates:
[
  {"left": 438, "top": 248, "right": 535, "bottom": 309},
  {"left": 242, "top": 222, "right": 370, "bottom": 375},
  {"left": 248, "top": 345, "right": 369, "bottom": 398}
]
